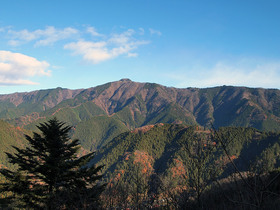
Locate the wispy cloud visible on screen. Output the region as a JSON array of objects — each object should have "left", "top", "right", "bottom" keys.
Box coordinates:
[
  {"left": 0, "top": 51, "right": 50, "bottom": 85},
  {"left": 64, "top": 41, "right": 111, "bottom": 63},
  {"left": 199, "top": 62, "right": 280, "bottom": 88},
  {"left": 7, "top": 26, "right": 79, "bottom": 46},
  {"left": 86, "top": 26, "right": 103, "bottom": 37},
  {"left": 149, "top": 28, "right": 162, "bottom": 36},
  {"left": 64, "top": 29, "right": 149, "bottom": 64},
  {"left": 139, "top": 28, "right": 145, "bottom": 35},
  {"left": 4, "top": 26, "right": 152, "bottom": 64},
  {"left": 0, "top": 26, "right": 12, "bottom": 33},
  {"left": 166, "top": 60, "right": 280, "bottom": 89}
]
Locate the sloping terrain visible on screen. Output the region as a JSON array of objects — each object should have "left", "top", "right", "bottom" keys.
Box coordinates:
[
  {"left": 91, "top": 124, "right": 280, "bottom": 182},
  {"left": 1, "top": 79, "right": 280, "bottom": 150},
  {"left": 0, "top": 120, "right": 31, "bottom": 169}
]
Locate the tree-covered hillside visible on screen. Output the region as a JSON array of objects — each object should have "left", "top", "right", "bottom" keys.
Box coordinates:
[
  {"left": 0, "top": 120, "right": 31, "bottom": 170},
  {"left": 1, "top": 79, "right": 280, "bottom": 151},
  {"left": 91, "top": 124, "right": 280, "bottom": 209},
  {"left": 1, "top": 118, "right": 280, "bottom": 209},
  {"left": 92, "top": 124, "right": 280, "bottom": 180}
]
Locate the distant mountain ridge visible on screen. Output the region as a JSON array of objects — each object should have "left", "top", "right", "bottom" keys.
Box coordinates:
[{"left": 1, "top": 79, "right": 280, "bottom": 150}]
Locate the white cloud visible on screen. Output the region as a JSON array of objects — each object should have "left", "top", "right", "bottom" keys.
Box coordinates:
[
  {"left": 65, "top": 40, "right": 111, "bottom": 63},
  {"left": 8, "top": 40, "right": 21, "bottom": 46},
  {"left": 8, "top": 26, "right": 79, "bottom": 46},
  {"left": 3, "top": 26, "right": 152, "bottom": 64},
  {"left": 0, "top": 51, "right": 50, "bottom": 86},
  {"left": 166, "top": 61, "right": 280, "bottom": 89},
  {"left": 64, "top": 29, "right": 149, "bottom": 64},
  {"left": 199, "top": 62, "right": 280, "bottom": 88},
  {"left": 0, "top": 26, "right": 13, "bottom": 33},
  {"left": 149, "top": 28, "right": 162, "bottom": 36},
  {"left": 127, "top": 53, "right": 138, "bottom": 57},
  {"left": 86, "top": 26, "right": 102, "bottom": 37},
  {"left": 139, "top": 28, "right": 145, "bottom": 35},
  {"left": 0, "top": 77, "right": 39, "bottom": 86}
]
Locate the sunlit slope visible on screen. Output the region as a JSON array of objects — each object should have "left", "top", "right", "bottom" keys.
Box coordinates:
[
  {"left": 1, "top": 79, "right": 280, "bottom": 151},
  {"left": 0, "top": 120, "right": 31, "bottom": 169}
]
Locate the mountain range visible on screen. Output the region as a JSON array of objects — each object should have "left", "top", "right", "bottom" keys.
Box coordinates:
[
  {"left": 1, "top": 79, "right": 280, "bottom": 153},
  {"left": 1, "top": 79, "right": 280, "bottom": 208}
]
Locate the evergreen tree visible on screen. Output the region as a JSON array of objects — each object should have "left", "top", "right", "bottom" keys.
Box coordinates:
[{"left": 0, "top": 118, "right": 104, "bottom": 209}]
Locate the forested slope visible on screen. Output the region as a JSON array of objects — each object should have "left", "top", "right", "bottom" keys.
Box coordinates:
[{"left": 1, "top": 79, "right": 280, "bottom": 151}]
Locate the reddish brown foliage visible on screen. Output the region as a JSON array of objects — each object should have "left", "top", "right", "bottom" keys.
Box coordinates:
[
  {"left": 133, "top": 150, "right": 154, "bottom": 175},
  {"left": 131, "top": 125, "right": 155, "bottom": 134},
  {"left": 171, "top": 158, "right": 187, "bottom": 178}
]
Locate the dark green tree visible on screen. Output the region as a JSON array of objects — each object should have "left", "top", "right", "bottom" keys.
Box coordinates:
[{"left": 0, "top": 118, "right": 104, "bottom": 209}]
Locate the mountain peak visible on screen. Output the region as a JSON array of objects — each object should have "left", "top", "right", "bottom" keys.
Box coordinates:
[
  {"left": 119, "top": 78, "right": 132, "bottom": 82},
  {"left": 1, "top": 80, "right": 280, "bottom": 132}
]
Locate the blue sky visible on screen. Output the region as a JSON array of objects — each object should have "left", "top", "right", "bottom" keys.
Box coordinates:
[{"left": 1, "top": 0, "right": 280, "bottom": 94}]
